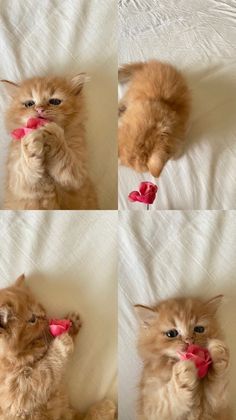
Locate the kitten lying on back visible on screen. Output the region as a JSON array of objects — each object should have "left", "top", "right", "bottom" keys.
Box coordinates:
[
  {"left": 118, "top": 60, "right": 191, "bottom": 177},
  {"left": 0, "top": 274, "right": 116, "bottom": 419},
  {"left": 135, "top": 296, "right": 231, "bottom": 420},
  {"left": 1, "top": 74, "right": 98, "bottom": 209}
]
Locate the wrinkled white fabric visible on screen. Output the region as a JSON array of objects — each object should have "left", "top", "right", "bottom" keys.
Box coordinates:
[
  {"left": 0, "top": 210, "right": 117, "bottom": 412},
  {"left": 0, "top": 0, "right": 117, "bottom": 209},
  {"left": 119, "top": 0, "right": 236, "bottom": 209},
  {"left": 119, "top": 211, "right": 236, "bottom": 418}
]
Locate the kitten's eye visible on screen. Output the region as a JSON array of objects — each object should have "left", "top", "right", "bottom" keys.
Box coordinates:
[
  {"left": 24, "top": 100, "right": 35, "bottom": 108},
  {"left": 165, "top": 329, "right": 179, "bottom": 338},
  {"left": 194, "top": 326, "right": 205, "bottom": 333},
  {"left": 49, "top": 98, "right": 62, "bottom": 105},
  {"left": 28, "top": 314, "right": 37, "bottom": 324}
]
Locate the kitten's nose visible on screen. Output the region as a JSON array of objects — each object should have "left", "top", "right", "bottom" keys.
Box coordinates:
[
  {"left": 35, "top": 107, "right": 44, "bottom": 114},
  {"left": 184, "top": 337, "right": 194, "bottom": 345}
]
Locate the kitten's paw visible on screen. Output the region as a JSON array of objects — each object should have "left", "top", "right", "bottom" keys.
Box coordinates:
[
  {"left": 86, "top": 399, "right": 116, "bottom": 420},
  {"left": 22, "top": 130, "right": 47, "bottom": 173},
  {"left": 54, "top": 332, "right": 74, "bottom": 356},
  {"left": 66, "top": 311, "right": 82, "bottom": 337},
  {"left": 173, "top": 360, "right": 198, "bottom": 390},
  {"left": 42, "top": 122, "right": 64, "bottom": 139},
  {"left": 208, "top": 339, "right": 229, "bottom": 372}
]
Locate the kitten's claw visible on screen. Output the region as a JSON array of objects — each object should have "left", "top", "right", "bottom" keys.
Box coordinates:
[{"left": 66, "top": 311, "right": 82, "bottom": 337}]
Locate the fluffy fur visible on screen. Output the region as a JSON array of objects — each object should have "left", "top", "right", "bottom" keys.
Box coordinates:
[
  {"left": 1, "top": 75, "right": 98, "bottom": 209},
  {"left": 135, "top": 296, "right": 231, "bottom": 420},
  {"left": 0, "top": 275, "right": 116, "bottom": 419},
  {"left": 118, "top": 60, "right": 191, "bottom": 177}
]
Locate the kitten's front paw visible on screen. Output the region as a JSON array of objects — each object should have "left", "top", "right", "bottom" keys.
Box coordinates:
[
  {"left": 54, "top": 332, "right": 74, "bottom": 355},
  {"left": 22, "top": 130, "right": 46, "bottom": 172},
  {"left": 173, "top": 360, "right": 198, "bottom": 390},
  {"left": 86, "top": 399, "right": 117, "bottom": 420},
  {"left": 66, "top": 311, "right": 82, "bottom": 338},
  {"left": 208, "top": 339, "right": 229, "bottom": 373},
  {"left": 42, "top": 122, "right": 64, "bottom": 139},
  {"left": 40, "top": 122, "right": 65, "bottom": 159}
]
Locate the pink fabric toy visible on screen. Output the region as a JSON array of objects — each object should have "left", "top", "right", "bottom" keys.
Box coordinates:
[
  {"left": 179, "top": 344, "right": 212, "bottom": 379},
  {"left": 11, "top": 117, "right": 49, "bottom": 140},
  {"left": 128, "top": 181, "right": 158, "bottom": 208},
  {"left": 49, "top": 319, "right": 72, "bottom": 337}
]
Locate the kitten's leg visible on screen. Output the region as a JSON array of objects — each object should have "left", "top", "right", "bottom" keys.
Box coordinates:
[
  {"left": 9, "top": 333, "right": 74, "bottom": 416},
  {"left": 42, "top": 123, "right": 87, "bottom": 190},
  {"left": 21, "top": 129, "right": 47, "bottom": 182},
  {"left": 205, "top": 339, "right": 230, "bottom": 412},
  {"left": 169, "top": 360, "right": 199, "bottom": 416},
  {"left": 118, "top": 62, "right": 144, "bottom": 83}
]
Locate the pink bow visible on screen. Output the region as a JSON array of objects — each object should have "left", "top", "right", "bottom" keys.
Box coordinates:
[
  {"left": 11, "top": 117, "right": 49, "bottom": 140},
  {"left": 179, "top": 344, "right": 212, "bottom": 379},
  {"left": 49, "top": 319, "right": 72, "bottom": 337},
  {"left": 128, "top": 182, "right": 158, "bottom": 205}
]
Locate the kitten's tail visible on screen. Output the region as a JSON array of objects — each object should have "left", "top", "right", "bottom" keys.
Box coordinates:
[{"left": 118, "top": 62, "right": 144, "bottom": 83}]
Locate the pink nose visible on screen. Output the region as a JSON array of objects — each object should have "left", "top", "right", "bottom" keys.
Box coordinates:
[
  {"left": 184, "top": 337, "right": 193, "bottom": 345},
  {"left": 35, "top": 107, "right": 44, "bottom": 114}
]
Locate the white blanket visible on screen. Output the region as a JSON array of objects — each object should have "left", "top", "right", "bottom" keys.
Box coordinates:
[
  {"left": 0, "top": 0, "right": 117, "bottom": 209},
  {"left": 0, "top": 211, "right": 117, "bottom": 413},
  {"left": 119, "top": 0, "right": 236, "bottom": 209},
  {"left": 119, "top": 211, "right": 236, "bottom": 418}
]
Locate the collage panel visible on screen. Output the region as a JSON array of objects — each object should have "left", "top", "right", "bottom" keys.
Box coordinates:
[
  {"left": 118, "top": 0, "right": 236, "bottom": 210},
  {"left": 119, "top": 211, "right": 236, "bottom": 419},
  {"left": 0, "top": 211, "right": 117, "bottom": 419},
  {"left": 0, "top": 0, "right": 117, "bottom": 210}
]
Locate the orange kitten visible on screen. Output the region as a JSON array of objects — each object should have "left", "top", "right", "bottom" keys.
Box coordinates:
[
  {"left": 118, "top": 60, "right": 191, "bottom": 177},
  {"left": 135, "top": 296, "right": 231, "bottom": 420},
  {"left": 1, "top": 75, "right": 98, "bottom": 209},
  {"left": 0, "top": 274, "right": 116, "bottom": 419}
]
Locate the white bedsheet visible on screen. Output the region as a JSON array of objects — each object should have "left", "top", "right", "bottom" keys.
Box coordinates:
[
  {"left": 0, "top": 211, "right": 117, "bottom": 413},
  {"left": 119, "top": 211, "right": 236, "bottom": 419},
  {"left": 0, "top": 0, "right": 117, "bottom": 209},
  {"left": 118, "top": 0, "right": 236, "bottom": 210}
]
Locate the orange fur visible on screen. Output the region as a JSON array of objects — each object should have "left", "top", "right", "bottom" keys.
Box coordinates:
[
  {"left": 118, "top": 60, "right": 191, "bottom": 177},
  {"left": 2, "top": 75, "right": 98, "bottom": 209},
  {"left": 0, "top": 275, "right": 116, "bottom": 419},
  {"left": 135, "top": 296, "right": 231, "bottom": 420}
]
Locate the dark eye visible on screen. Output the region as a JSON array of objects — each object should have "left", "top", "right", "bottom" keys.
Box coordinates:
[
  {"left": 194, "top": 326, "right": 205, "bottom": 333},
  {"left": 28, "top": 314, "right": 37, "bottom": 324},
  {"left": 24, "top": 100, "right": 35, "bottom": 108},
  {"left": 49, "top": 98, "right": 62, "bottom": 105},
  {"left": 165, "top": 329, "right": 179, "bottom": 338}
]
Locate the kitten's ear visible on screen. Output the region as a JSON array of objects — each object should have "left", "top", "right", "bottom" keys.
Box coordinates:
[
  {"left": 204, "top": 295, "right": 223, "bottom": 314},
  {"left": 14, "top": 274, "right": 26, "bottom": 288},
  {"left": 0, "top": 304, "right": 12, "bottom": 328},
  {"left": 70, "top": 73, "right": 89, "bottom": 95},
  {"left": 118, "top": 62, "right": 144, "bottom": 83},
  {"left": 134, "top": 304, "right": 157, "bottom": 327},
  {"left": 1, "top": 80, "right": 20, "bottom": 97}
]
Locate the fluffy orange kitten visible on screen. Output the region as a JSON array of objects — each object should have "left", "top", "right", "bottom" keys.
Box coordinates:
[
  {"left": 118, "top": 60, "right": 191, "bottom": 177},
  {"left": 0, "top": 274, "right": 116, "bottom": 419},
  {"left": 135, "top": 296, "right": 231, "bottom": 420},
  {"left": 1, "top": 75, "right": 98, "bottom": 209}
]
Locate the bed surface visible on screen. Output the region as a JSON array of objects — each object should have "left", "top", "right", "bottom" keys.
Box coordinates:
[
  {"left": 119, "top": 0, "right": 236, "bottom": 209},
  {"left": 119, "top": 211, "right": 236, "bottom": 419},
  {"left": 0, "top": 0, "right": 117, "bottom": 209},
  {"left": 0, "top": 211, "right": 117, "bottom": 413}
]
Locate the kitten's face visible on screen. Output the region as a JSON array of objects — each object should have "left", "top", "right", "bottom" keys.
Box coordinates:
[
  {"left": 0, "top": 275, "right": 49, "bottom": 356},
  {"left": 135, "top": 296, "right": 223, "bottom": 361},
  {"left": 2, "top": 74, "right": 86, "bottom": 130}
]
